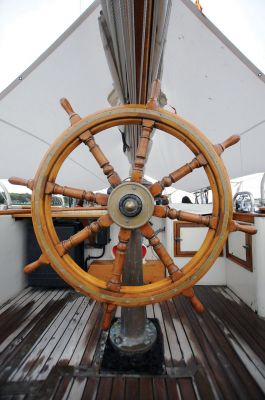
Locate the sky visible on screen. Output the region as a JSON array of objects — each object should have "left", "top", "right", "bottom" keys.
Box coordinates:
[
  {"left": 0, "top": 0, "right": 94, "bottom": 92},
  {"left": 197, "top": 0, "right": 265, "bottom": 74},
  {"left": 0, "top": 0, "right": 264, "bottom": 93}
]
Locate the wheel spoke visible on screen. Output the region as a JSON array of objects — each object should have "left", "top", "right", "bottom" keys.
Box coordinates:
[
  {"left": 8, "top": 177, "right": 109, "bottom": 207},
  {"left": 153, "top": 205, "right": 218, "bottom": 229},
  {"left": 149, "top": 135, "right": 240, "bottom": 197},
  {"left": 79, "top": 130, "right": 121, "bottom": 187},
  {"left": 214, "top": 135, "right": 240, "bottom": 157},
  {"left": 101, "top": 303, "right": 117, "bottom": 331},
  {"left": 107, "top": 228, "right": 132, "bottom": 292},
  {"left": 181, "top": 287, "right": 204, "bottom": 313},
  {"left": 149, "top": 157, "right": 207, "bottom": 198},
  {"left": 140, "top": 223, "right": 182, "bottom": 281},
  {"left": 60, "top": 97, "right": 122, "bottom": 187},
  {"left": 130, "top": 79, "right": 161, "bottom": 183},
  {"left": 45, "top": 181, "right": 109, "bottom": 206},
  {"left": 60, "top": 97, "right": 82, "bottom": 126},
  {"left": 56, "top": 214, "right": 113, "bottom": 256},
  {"left": 130, "top": 119, "right": 155, "bottom": 182},
  {"left": 229, "top": 221, "right": 257, "bottom": 235},
  {"left": 24, "top": 254, "right": 49, "bottom": 274},
  {"left": 8, "top": 176, "right": 34, "bottom": 189}
]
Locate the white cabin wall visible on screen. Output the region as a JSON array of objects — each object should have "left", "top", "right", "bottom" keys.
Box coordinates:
[
  {"left": 225, "top": 259, "right": 257, "bottom": 311},
  {"left": 252, "top": 217, "right": 265, "bottom": 317},
  {"left": 0, "top": 216, "right": 27, "bottom": 305},
  {"left": 225, "top": 216, "right": 265, "bottom": 314}
]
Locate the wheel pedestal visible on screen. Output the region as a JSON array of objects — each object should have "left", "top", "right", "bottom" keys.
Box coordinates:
[{"left": 109, "top": 230, "right": 157, "bottom": 354}]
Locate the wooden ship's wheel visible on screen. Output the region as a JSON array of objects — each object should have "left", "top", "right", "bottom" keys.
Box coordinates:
[{"left": 9, "top": 81, "right": 256, "bottom": 319}]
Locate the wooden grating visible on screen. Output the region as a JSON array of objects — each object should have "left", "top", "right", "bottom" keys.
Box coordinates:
[{"left": 0, "top": 286, "right": 265, "bottom": 399}]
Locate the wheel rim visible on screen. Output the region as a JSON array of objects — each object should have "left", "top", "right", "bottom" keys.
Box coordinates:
[{"left": 32, "top": 105, "right": 232, "bottom": 306}]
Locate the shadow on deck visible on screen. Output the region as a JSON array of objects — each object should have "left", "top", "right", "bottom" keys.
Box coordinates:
[{"left": 0, "top": 286, "right": 265, "bottom": 399}]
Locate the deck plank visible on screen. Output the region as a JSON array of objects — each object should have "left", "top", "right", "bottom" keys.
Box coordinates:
[
  {"left": 205, "top": 286, "right": 265, "bottom": 367},
  {"left": 69, "top": 302, "right": 102, "bottom": 366},
  {"left": 153, "top": 304, "right": 173, "bottom": 368},
  {"left": 207, "top": 287, "right": 265, "bottom": 359},
  {"left": 139, "top": 377, "right": 153, "bottom": 400},
  {"left": 0, "top": 290, "right": 54, "bottom": 349},
  {"left": 160, "top": 302, "right": 184, "bottom": 367},
  {"left": 96, "top": 377, "right": 112, "bottom": 400},
  {"left": 164, "top": 378, "right": 181, "bottom": 400},
  {"left": 11, "top": 293, "right": 82, "bottom": 381},
  {"left": 66, "top": 377, "right": 87, "bottom": 400},
  {"left": 216, "top": 287, "right": 265, "bottom": 345},
  {"left": 52, "top": 376, "right": 72, "bottom": 400},
  {"left": 0, "top": 287, "right": 33, "bottom": 314},
  {"left": 178, "top": 378, "right": 196, "bottom": 400},
  {"left": 80, "top": 304, "right": 103, "bottom": 366},
  {"left": 81, "top": 377, "right": 99, "bottom": 400},
  {"left": 125, "top": 378, "right": 139, "bottom": 400},
  {"left": 189, "top": 294, "right": 252, "bottom": 400},
  {"left": 55, "top": 300, "right": 96, "bottom": 367},
  {"left": 0, "top": 290, "right": 66, "bottom": 356},
  {"left": 177, "top": 295, "right": 238, "bottom": 399},
  {"left": 0, "top": 286, "right": 264, "bottom": 399},
  {"left": 110, "top": 377, "right": 125, "bottom": 400},
  {"left": 0, "top": 291, "right": 71, "bottom": 383},
  {"left": 197, "top": 286, "right": 265, "bottom": 396},
  {"left": 37, "top": 298, "right": 91, "bottom": 380},
  {"left": 153, "top": 377, "right": 167, "bottom": 400},
  {"left": 172, "top": 296, "right": 223, "bottom": 399}
]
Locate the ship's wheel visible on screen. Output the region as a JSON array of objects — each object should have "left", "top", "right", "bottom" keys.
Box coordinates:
[{"left": 10, "top": 81, "right": 256, "bottom": 316}]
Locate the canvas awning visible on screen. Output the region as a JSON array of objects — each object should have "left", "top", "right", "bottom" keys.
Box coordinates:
[{"left": 0, "top": 0, "right": 264, "bottom": 192}]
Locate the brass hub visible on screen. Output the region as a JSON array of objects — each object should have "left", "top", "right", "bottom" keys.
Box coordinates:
[
  {"left": 119, "top": 194, "right": 142, "bottom": 217},
  {"left": 108, "top": 182, "right": 154, "bottom": 229}
]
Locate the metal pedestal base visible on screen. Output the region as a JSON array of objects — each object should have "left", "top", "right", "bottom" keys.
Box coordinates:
[{"left": 109, "top": 318, "right": 157, "bottom": 354}]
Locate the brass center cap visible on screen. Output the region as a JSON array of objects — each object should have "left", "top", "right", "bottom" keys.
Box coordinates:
[
  {"left": 119, "top": 193, "right": 142, "bottom": 217},
  {"left": 125, "top": 200, "right": 137, "bottom": 211},
  {"left": 108, "top": 182, "right": 154, "bottom": 229}
]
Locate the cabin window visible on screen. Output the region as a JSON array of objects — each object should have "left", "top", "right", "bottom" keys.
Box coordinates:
[
  {"left": 226, "top": 229, "right": 253, "bottom": 271},
  {"left": 174, "top": 222, "right": 207, "bottom": 257},
  {"left": 174, "top": 221, "right": 224, "bottom": 257}
]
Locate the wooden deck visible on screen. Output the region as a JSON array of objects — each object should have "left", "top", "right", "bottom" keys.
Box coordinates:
[{"left": 0, "top": 286, "right": 265, "bottom": 399}]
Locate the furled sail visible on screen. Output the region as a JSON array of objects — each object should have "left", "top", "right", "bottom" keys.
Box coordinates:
[{"left": 99, "top": 0, "right": 172, "bottom": 165}]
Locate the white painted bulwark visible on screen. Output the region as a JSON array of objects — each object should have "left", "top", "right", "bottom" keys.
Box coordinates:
[
  {"left": 226, "top": 258, "right": 257, "bottom": 311},
  {"left": 174, "top": 257, "right": 226, "bottom": 285},
  {"left": 0, "top": 216, "right": 27, "bottom": 305},
  {"left": 253, "top": 217, "right": 265, "bottom": 317},
  {"left": 226, "top": 215, "right": 265, "bottom": 315},
  {"left": 227, "top": 231, "right": 248, "bottom": 261}
]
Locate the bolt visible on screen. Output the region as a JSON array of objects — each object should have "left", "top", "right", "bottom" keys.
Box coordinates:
[{"left": 114, "top": 336, "right": 123, "bottom": 345}]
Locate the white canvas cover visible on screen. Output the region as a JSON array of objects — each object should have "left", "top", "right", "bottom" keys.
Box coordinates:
[{"left": 0, "top": 0, "right": 264, "bottom": 192}]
